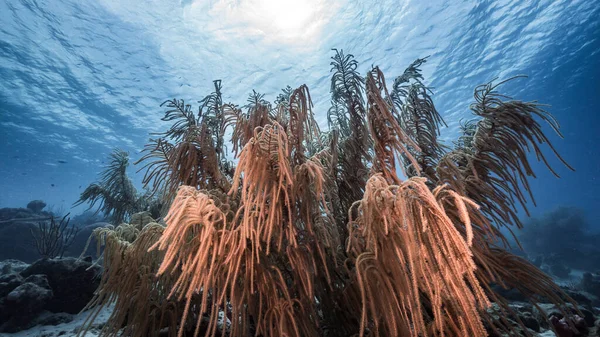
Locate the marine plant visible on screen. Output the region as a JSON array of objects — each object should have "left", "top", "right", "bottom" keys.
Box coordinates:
[
  {"left": 30, "top": 213, "right": 79, "bottom": 258},
  {"left": 75, "top": 149, "right": 150, "bottom": 224},
  {"left": 135, "top": 80, "right": 234, "bottom": 204},
  {"left": 79, "top": 50, "right": 579, "bottom": 337}
]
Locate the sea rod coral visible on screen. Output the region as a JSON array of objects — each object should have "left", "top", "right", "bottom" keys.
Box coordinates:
[{"left": 78, "top": 50, "right": 579, "bottom": 337}]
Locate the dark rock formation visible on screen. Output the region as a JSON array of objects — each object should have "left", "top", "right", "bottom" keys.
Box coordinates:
[
  {"left": 581, "top": 272, "right": 600, "bottom": 306},
  {"left": 0, "top": 204, "right": 109, "bottom": 262},
  {"left": 0, "top": 207, "right": 53, "bottom": 263},
  {"left": 64, "top": 222, "right": 110, "bottom": 258},
  {"left": 0, "top": 259, "right": 30, "bottom": 275},
  {"left": 0, "top": 274, "right": 53, "bottom": 332},
  {"left": 0, "top": 257, "right": 101, "bottom": 333},
  {"left": 21, "top": 257, "right": 101, "bottom": 314},
  {"left": 26, "top": 200, "right": 47, "bottom": 213},
  {"left": 0, "top": 220, "right": 39, "bottom": 262}
]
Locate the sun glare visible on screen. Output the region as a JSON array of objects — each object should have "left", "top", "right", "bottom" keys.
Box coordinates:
[
  {"left": 192, "top": 0, "right": 336, "bottom": 46},
  {"left": 254, "top": 0, "right": 315, "bottom": 34}
]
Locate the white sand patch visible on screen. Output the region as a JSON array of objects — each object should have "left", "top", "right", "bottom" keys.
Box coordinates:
[{"left": 2, "top": 305, "right": 113, "bottom": 337}]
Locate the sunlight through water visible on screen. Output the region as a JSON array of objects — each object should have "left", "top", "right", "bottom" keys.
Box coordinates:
[{"left": 197, "top": 0, "right": 336, "bottom": 45}]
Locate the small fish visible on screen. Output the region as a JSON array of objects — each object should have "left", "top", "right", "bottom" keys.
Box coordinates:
[
  {"left": 51, "top": 184, "right": 55, "bottom": 187},
  {"left": 78, "top": 185, "right": 82, "bottom": 189},
  {"left": 21, "top": 173, "right": 27, "bottom": 175},
  {"left": 57, "top": 160, "right": 67, "bottom": 164}
]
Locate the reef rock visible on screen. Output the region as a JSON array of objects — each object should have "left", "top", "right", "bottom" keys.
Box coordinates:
[
  {"left": 26, "top": 200, "right": 47, "bottom": 213},
  {"left": 0, "top": 256, "right": 101, "bottom": 333},
  {"left": 65, "top": 221, "right": 110, "bottom": 258},
  {"left": 0, "top": 274, "right": 53, "bottom": 332},
  {"left": 21, "top": 257, "right": 101, "bottom": 314}
]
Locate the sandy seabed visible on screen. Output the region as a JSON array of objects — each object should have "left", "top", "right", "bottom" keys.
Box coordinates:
[{"left": 1, "top": 305, "right": 113, "bottom": 337}]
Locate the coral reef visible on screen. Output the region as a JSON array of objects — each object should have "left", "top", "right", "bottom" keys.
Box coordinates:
[{"left": 77, "top": 51, "right": 582, "bottom": 337}]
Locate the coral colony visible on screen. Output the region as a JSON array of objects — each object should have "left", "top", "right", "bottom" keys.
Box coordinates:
[{"left": 74, "top": 51, "right": 581, "bottom": 337}]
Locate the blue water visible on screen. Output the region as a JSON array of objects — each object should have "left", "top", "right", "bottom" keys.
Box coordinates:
[{"left": 1, "top": 0, "right": 599, "bottom": 227}]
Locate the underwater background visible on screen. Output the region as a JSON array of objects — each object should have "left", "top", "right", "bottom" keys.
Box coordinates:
[
  {"left": 1, "top": 1, "right": 600, "bottom": 336},
  {"left": 1, "top": 0, "right": 599, "bottom": 226}
]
